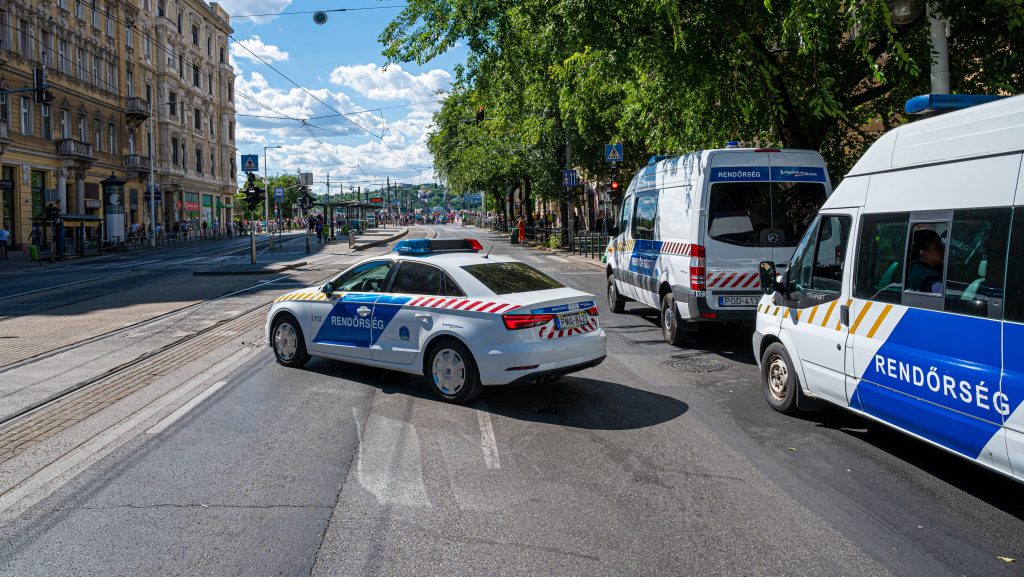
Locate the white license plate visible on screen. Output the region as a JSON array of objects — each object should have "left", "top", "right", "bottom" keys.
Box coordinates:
[
  {"left": 718, "top": 296, "right": 760, "bottom": 307},
  {"left": 555, "top": 311, "right": 588, "bottom": 329}
]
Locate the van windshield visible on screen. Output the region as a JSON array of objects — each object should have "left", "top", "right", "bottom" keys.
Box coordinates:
[{"left": 706, "top": 181, "right": 827, "bottom": 247}]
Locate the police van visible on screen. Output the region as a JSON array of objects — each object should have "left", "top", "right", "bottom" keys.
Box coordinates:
[
  {"left": 606, "top": 147, "right": 833, "bottom": 344},
  {"left": 754, "top": 93, "right": 1024, "bottom": 481}
]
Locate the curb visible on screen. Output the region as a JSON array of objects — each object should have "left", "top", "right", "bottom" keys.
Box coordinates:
[
  {"left": 191, "top": 261, "right": 308, "bottom": 276},
  {"left": 353, "top": 227, "right": 409, "bottom": 251}
]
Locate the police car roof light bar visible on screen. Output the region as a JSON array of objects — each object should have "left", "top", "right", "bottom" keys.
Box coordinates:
[
  {"left": 904, "top": 93, "right": 1005, "bottom": 115},
  {"left": 648, "top": 155, "right": 671, "bottom": 165},
  {"left": 393, "top": 238, "right": 483, "bottom": 255}
]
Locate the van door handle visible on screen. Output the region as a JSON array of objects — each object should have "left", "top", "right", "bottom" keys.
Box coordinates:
[
  {"left": 415, "top": 313, "right": 431, "bottom": 320},
  {"left": 357, "top": 306, "right": 371, "bottom": 317},
  {"left": 840, "top": 304, "right": 850, "bottom": 327}
]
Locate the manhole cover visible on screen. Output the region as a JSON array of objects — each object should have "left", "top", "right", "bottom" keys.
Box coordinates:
[{"left": 666, "top": 356, "right": 727, "bottom": 372}]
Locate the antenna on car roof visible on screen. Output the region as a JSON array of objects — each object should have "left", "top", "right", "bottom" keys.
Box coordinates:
[{"left": 483, "top": 244, "right": 494, "bottom": 259}]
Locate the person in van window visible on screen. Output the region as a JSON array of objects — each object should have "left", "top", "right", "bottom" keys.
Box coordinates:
[{"left": 908, "top": 229, "right": 944, "bottom": 294}]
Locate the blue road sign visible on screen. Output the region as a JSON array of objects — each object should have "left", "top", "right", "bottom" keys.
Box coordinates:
[
  {"left": 562, "top": 169, "right": 578, "bottom": 187},
  {"left": 274, "top": 187, "right": 285, "bottom": 202},
  {"left": 144, "top": 184, "right": 162, "bottom": 202},
  {"left": 241, "top": 154, "right": 259, "bottom": 172},
  {"left": 605, "top": 143, "right": 623, "bottom": 162}
]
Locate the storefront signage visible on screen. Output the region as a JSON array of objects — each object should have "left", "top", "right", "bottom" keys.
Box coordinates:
[
  {"left": 183, "top": 201, "right": 200, "bottom": 211},
  {"left": 0, "top": 179, "right": 14, "bottom": 189}
]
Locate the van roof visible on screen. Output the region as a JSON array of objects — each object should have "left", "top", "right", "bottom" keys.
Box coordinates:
[{"left": 847, "top": 93, "right": 1024, "bottom": 177}]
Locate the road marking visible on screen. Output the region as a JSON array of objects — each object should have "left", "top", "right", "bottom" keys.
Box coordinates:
[
  {"left": 0, "top": 349, "right": 251, "bottom": 522},
  {"left": 145, "top": 381, "right": 228, "bottom": 434},
  {"left": 475, "top": 401, "right": 501, "bottom": 469}
]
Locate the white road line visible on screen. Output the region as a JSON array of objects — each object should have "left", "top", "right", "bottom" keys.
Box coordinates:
[
  {"left": 475, "top": 401, "right": 501, "bottom": 469},
  {"left": 145, "top": 381, "right": 228, "bottom": 434},
  {"left": 0, "top": 349, "right": 251, "bottom": 521}
]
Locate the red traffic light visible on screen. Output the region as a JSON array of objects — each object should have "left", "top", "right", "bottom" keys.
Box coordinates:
[{"left": 610, "top": 180, "right": 620, "bottom": 190}]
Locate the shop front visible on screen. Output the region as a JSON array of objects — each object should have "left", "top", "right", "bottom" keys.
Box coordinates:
[
  {"left": 201, "top": 193, "right": 214, "bottom": 227},
  {"left": 0, "top": 166, "right": 15, "bottom": 249}
]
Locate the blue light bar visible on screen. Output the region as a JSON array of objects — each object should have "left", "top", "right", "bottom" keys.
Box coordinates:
[
  {"left": 905, "top": 93, "right": 1005, "bottom": 114},
  {"left": 648, "top": 155, "right": 670, "bottom": 164},
  {"left": 393, "top": 238, "right": 483, "bottom": 255},
  {"left": 393, "top": 238, "right": 433, "bottom": 254},
  {"left": 724, "top": 141, "right": 740, "bottom": 148}
]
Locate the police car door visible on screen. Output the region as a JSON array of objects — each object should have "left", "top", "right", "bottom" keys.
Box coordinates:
[
  {"left": 309, "top": 260, "right": 395, "bottom": 360},
  {"left": 371, "top": 260, "right": 446, "bottom": 365},
  {"left": 780, "top": 211, "right": 854, "bottom": 406}
]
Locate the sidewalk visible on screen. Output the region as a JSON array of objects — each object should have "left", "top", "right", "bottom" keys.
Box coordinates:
[{"left": 475, "top": 226, "right": 606, "bottom": 270}]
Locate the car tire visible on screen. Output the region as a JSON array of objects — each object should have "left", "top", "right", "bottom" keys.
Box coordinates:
[
  {"left": 271, "top": 313, "right": 310, "bottom": 368},
  {"left": 425, "top": 339, "right": 482, "bottom": 403},
  {"left": 661, "top": 292, "right": 688, "bottom": 346},
  {"left": 608, "top": 275, "right": 626, "bottom": 314},
  {"left": 761, "top": 342, "right": 801, "bottom": 414}
]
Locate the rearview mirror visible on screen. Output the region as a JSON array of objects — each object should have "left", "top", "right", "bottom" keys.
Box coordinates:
[
  {"left": 320, "top": 282, "right": 334, "bottom": 295},
  {"left": 759, "top": 261, "right": 780, "bottom": 295}
]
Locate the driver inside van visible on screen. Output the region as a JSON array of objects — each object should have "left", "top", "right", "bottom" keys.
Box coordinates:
[{"left": 908, "top": 229, "right": 945, "bottom": 294}]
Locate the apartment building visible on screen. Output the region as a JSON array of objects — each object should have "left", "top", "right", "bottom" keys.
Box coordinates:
[{"left": 0, "top": 0, "right": 236, "bottom": 250}]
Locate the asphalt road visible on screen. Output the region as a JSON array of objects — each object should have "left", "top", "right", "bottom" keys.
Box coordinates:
[{"left": 0, "top": 225, "right": 1020, "bottom": 576}]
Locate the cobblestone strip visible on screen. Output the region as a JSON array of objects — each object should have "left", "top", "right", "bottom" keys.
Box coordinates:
[{"left": 0, "top": 309, "right": 266, "bottom": 464}]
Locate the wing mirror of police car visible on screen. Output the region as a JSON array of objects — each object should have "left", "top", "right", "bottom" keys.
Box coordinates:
[
  {"left": 759, "top": 261, "right": 783, "bottom": 296},
  {"left": 320, "top": 282, "right": 335, "bottom": 295}
]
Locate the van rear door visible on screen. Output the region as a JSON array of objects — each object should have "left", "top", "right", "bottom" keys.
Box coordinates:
[{"left": 703, "top": 151, "right": 830, "bottom": 313}]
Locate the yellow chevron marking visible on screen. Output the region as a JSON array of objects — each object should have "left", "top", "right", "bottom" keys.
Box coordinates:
[
  {"left": 820, "top": 300, "right": 838, "bottom": 327},
  {"left": 794, "top": 309, "right": 801, "bottom": 322},
  {"left": 850, "top": 301, "right": 874, "bottom": 334},
  {"left": 772, "top": 306, "right": 780, "bottom": 316},
  {"left": 806, "top": 304, "right": 818, "bottom": 324},
  {"left": 865, "top": 303, "right": 894, "bottom": 338}
]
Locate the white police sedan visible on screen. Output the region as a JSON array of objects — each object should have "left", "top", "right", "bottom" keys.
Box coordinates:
[{"left": 265, "top": 238, "right": 607, "bottom": 403}]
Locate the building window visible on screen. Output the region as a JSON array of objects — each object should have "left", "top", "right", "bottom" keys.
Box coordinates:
[
  {"left": 76, "top": 46, "right": 85, "bottom": 81},
  {"left": 128, "top": 129, "right": 136, "bottom": 154},
  {"left": 210, "top": 152, "right": 215, "bottom": 177},
  {"left": 0, "top": 11, "right": 9, "bottom": 52},
  {"left": 192, "top": 64, "right": 200, "bottom": 87},
  {"left": 126, "top": 69, "right": 134, "bottom": 96},
  {"left": 228, "top": 122, "right": 233, "bottom": 141},
  {"left": 91, "top": 0, "right": 99, "bottom": 28},
  {"left": 194, "top": 108, "right": 201, "bottom": 130},
  {"left": 167, "top": 43, "right": 174, "bottom": 68},
  {"left": 61, "top": 109, "right": 70, "bottom": 139},
  {"left": 58, "top": 0, "right": 68, "bottom": 9},
  {"left": 147, "top": 130, "right": 152, "bottom": 156},
  {"left": 41, "top": 104, "right": 51, "bottom": 140},
  {"left": 207, "top": 36, "right": 212, "bottom": 56},
  {"left": 0, "top": 93, "right": 7, "bottom": 123},
  {"left": 144, "top": 35, "right": 150, "bottom": 59},
  {"left": 168, "top": 92, "right": 177, "bottom": 116},
  {"left": 178, "top": 56, "right": 184, "bottom": 78},
  {"left": 209, "top": 115, "right": 214, "bottom": 137},
  {"left": 20, "top": 19, "right": 31, "bottom": 59},
  {"left": 105, "top": 6, "right": 113, "bottom": 36},
  {"left": 94, "top": 119, "right": 102, "bottom": 151},
  {"left": 227, "top": 82, "right": 232, "bottom": 102},
  {"left": 40, "top": 30, "right": 51, "bottom": 66},
  {"left": 58, "top": 39, "right": 68, "bottom": 74},
  {"left": 171, "top": 138, "right": 179, "bottom": 164},
  {"left": 107, "top": 60, "right": 115, "bottom": 91},
  {"left": 207, "top": 73, "right": 212, "bottom": 95},
  {"left": 191, "top": 25, "right": 199, "bottom": 45},
  {"left": 195, "top": 148, "right": 203, "bottom": 173},
  {"left": 157, "top": 0, "right": 165, "bottom": 18},
  {"left": 76, "top": 0, "right": 84, "bottom": 19},
  {"left": 108, "top": 122, "right": 115, "bottom": 152},
  {"left": 219, "top": 46, "right": 225, "bottom": 63},
  {"left": 78, "top": 114, "right": 87, "bottom": 141},
  {"left": 176, "top": 12, "right": 182, "bottom": 34},
  {"left": 19, "top": 97, "right": 32, "bottom": 135},
  {"left": 181, "top": 143, "right": 186, "bottom": 169},
  {"left": 126, "top": 27, "right": 133, "bottom": 48},
  {"left": 145, "top": 84, "right": 152, "bottom": 103},
  {"left": 93, "top": 54, "right": 100, "bottom": 87}
]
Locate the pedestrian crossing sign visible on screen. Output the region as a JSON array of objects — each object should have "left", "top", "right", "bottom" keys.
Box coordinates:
[
  {"left": 605, "top": 143, "right": 623, "bottom": 162},
  {"left": 241, "top": 154, "right": 258, "bottom": 172}
]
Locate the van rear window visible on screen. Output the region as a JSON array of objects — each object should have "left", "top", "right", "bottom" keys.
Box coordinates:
[
  {"left": 461, "top": 262, "right": 564, "bottom": 295},
  {"left": 707, "top": 181, "right": 826, "bottom": 247}
]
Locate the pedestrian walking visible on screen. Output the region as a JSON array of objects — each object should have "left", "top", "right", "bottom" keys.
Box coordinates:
[
  {"left": 517, "top": 216, "right": 525, "bottom": 244},
  {"left": 0, "top": 225, "right": 10, "bottom": 259}
]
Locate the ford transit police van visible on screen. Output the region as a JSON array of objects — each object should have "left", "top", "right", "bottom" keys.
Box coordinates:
[
  {"left": 754, "top": 93, "right": 1024, "bottom": 482},
  {"left": 606, "top": 148, "right": 833, "bottom": 345}
]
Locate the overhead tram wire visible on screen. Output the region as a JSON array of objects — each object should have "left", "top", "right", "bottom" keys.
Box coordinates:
[{"left": 230, "top": 6, "right": 407, "bottom": 19}]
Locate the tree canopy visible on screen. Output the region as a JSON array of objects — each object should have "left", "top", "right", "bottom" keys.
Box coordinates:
[{"left": 381, "top": 0, "right": 1024, "bottom": 204}]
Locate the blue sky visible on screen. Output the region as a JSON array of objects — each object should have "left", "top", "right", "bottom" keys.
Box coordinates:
[{"left": 218, "top": 0, "right": 466, "bottom": 195}]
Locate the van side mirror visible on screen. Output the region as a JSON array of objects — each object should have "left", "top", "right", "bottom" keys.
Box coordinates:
[
  {"left": 759, "top": 261, "right": 781, "bottom": 295},
  {"left": 320, "top": 282, "right": 334, "bottom": 295}
]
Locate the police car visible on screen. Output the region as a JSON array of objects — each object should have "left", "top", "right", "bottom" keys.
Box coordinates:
[{"left": 266, "top": 238, "right": 607, "bottom": 403}]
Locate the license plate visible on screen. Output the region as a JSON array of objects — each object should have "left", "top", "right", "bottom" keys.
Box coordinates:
[
  {"left": 718, "top": 296, "right": 760, "bottom": 307},
  {"left": 555, "top": 311, "right": 588, "bottom": 329}
]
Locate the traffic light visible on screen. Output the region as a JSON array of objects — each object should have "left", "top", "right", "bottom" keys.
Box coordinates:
[
  {"left": 245, "top": 186, "right": 264, "bottom": 210},
  {"left": 33, "top": 66, "right": 54, "bottom": 104},
  {"left": 610, "top": 165, "right": 622, "bottom": 203}
]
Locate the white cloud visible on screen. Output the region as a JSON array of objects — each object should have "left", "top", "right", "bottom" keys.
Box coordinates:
[
  {"left": 329, "top": 63, "right": 451, "bottom": 101},
  {"left": 216, "top": 0, "right": 293, "bottom": 24},
  {"left": 230, "top": 35, "right": 289, "bottom": 64}
]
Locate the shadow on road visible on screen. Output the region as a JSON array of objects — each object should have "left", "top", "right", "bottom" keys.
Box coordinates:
[{"left": 300, "top": 357, "right": 688, "bottom": 431}]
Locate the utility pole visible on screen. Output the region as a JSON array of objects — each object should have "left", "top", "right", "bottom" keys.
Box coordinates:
[
  {"left": 566, "top": 137, "right": 574, "bottom": 251},
  {"left": 326, "top": 173, "right": 332, "bottom": 241}
]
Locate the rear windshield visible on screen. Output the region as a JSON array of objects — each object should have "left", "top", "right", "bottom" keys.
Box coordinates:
[
  {"left": 461, "top": 262, "right": 564, "bottom": 295},
  {"left": 707, "top": 181, "right": 827, "bottom": 248}
]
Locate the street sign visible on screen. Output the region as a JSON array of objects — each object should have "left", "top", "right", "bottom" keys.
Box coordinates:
[
  {"left": 0, "top": 179, "right": 14, "bottom": 190},
  {"left": 241, "top": 154, "right": 258, "bottom": 172},
  {"left": 464, "top": 194, "right": 482, "bottom": 202},
  {"left": 369, "top": 197, "right": 383, "bottom": 204},
  {"left": 274, "top": 187, "right": 284, "bottom": 202},
  {"left": 562, "top": 169, "right": 578, "bottom": 188},
  {"left": 605, "top": 143, "right": 623, "bottom": 162}
]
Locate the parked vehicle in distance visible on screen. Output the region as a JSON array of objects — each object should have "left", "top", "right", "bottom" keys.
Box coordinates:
[
  {"left": 754, "top": 93, "right": 1024, "bottom": 482},
  {"left": 606, "top": 147, "right": 833, "bottom": 345}
]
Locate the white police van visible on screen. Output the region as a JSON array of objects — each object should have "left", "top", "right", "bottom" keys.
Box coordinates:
[
  {"left": 606, "top": 147, "right": 833, "bottom": 344},
  {"left": 754, "top": 93, "right": 1024, "bottom": 481},
  {"left": 266, "top": 238, "right": 606, "bottom": 403}
]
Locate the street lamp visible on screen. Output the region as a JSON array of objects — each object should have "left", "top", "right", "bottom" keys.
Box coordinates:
[{"left": 264, "top": 145, "right": 282, "bottom": 248}]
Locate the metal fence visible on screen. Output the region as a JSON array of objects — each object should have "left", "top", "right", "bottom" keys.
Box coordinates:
[{"left": 485, "top": 220, "right": 609, "bottom": 261}]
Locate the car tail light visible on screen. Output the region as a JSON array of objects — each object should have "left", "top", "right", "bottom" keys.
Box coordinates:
[
  {"left": 701, "top": 312, "right": 718, "bottom": 319},
  {"left": 502, "top": 313, "right": 555, "bottom": 330},
  {"left": 689, "top": 244, "right": 706, "bottom": 291},
  {"left": 587, "top": 305, "right": 599, "bottom": 316}
]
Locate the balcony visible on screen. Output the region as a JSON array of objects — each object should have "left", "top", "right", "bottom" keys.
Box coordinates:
[
  {"left": 56, "top": 139, "right": 95, "bottom": 162},
  {"left": 125, "top": 96, "right": 151, "bottom": 120},
  {"left": 124, "top": 153, "right": 152, "bottom": 173}
]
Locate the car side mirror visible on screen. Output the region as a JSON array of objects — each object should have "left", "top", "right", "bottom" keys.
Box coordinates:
[
  {"left": 759, "top": 261, "right": 781, "bottom": 296},
  {"left": 320, "top": 282, "right": 334, "bottom": 295}
]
